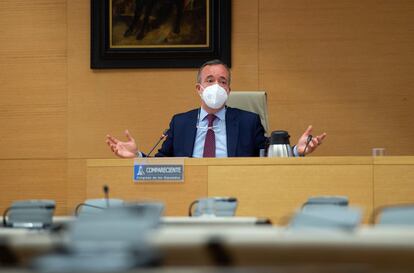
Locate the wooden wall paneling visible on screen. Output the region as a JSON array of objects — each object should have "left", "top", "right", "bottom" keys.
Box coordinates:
[
  {"left": 258, "top": 0, "right": 414, "bottom": 156},
  {"left": 0, "top": 0, "right": 67, "bottom": 159},
  {"left": 0, "top": 159, "right": 68, "bottom": 215},
  {"left": 67, "top": 0, "right": 201, "bottom": 159},
  {"left": 230, "top": 0, "right": 259, "bottom": 90},
  {"left": 66, "top": 159, "right": 87, "bottom": 215},
  {"left": 68, "top": 69, "right": 200, "bottom": 159}
]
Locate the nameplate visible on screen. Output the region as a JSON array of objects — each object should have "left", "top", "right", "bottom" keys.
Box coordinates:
[{"left": 133, "top": 158, "right": 185, "bottom": 182}]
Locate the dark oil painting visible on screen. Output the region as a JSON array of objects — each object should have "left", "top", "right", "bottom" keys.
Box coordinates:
[{"left": 110, "top": 0, "right": 208, "bottom": 48}]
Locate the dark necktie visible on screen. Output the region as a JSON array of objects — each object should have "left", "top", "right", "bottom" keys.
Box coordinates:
[{"left": 203, "top": 114, "right": 217, "bottom": 157}]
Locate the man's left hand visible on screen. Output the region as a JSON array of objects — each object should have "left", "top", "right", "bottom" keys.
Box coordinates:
[{"left": 296, "top": 125, "right": 327, "bottom": 156}]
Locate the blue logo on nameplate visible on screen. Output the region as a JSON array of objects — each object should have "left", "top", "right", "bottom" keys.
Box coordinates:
[{"left": 134, "top": 164, "right": 183, "bottom": 182}]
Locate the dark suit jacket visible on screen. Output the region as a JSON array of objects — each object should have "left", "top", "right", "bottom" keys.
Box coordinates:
[{"left": 155, "top": 107, "right": 267, "bottom": 157}]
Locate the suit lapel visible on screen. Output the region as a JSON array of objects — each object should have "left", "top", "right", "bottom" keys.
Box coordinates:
[
  {"left": 226, "top": 107, "right": 239, "bottom": 157},
  {"left": 183, "top": 109, "right": 199, "bottom": 157}
]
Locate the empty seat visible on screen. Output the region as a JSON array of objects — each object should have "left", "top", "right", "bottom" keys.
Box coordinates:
[
  {"left": 302, "top": 195, "right": 349, "bottom": 212},
  {"left": 290, "top": 206, "right": 362, "bottom": 231},
  {"left": 3, "top": 199, "right": 56, "bottom": 228},
  {"left": 374, "top": 204, "right": 414, "bottom": 226},
  {"left": 75, "top": 198, "right": 124, "bottom": 216},
  {"left": 189, "top": 197, "right": 238, "bottom": 217}
]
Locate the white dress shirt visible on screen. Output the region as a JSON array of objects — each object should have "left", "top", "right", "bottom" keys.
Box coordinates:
[{"left": 192, "top": 107, "right": 228, "bottom": 158}]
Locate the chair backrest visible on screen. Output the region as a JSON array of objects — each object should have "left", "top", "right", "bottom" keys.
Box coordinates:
[
  {"left": 76, "top": 198, "right": 124, "bottom": 216},
  {"left": 124, "top": 201, "right": 165, "bottom": 220},
  {"left": 189, "top": 197, "right": 238, "bottom": 217},
  {"left": 374, "top": 204, "right": 414, "bottom": 226},
  {"left": 4, "top": 199, "right": 56, "bottom": 228},
  {"left": 227, "top": 91, "right": 269, "bottom": 135},
  {"left": 302, "top": 196, "right": 349, "bottom": 212},
  {"left": 290, "top": 206, "right": 362, "bottom": 231}
]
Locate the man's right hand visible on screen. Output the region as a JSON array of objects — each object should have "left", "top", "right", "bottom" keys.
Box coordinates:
[{"left": 106, "top": 129, "right": 138, "bottom": 158}]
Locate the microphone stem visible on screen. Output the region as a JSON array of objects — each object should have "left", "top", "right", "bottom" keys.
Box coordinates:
[
  {"left": 147, "top": 136, "right": 165, "bottom": 157},
  {"left": 103, "top": 185, "right": 109, "bottom": 208},
  {"left": 105, "top": 192, "right": 109, "bottom": 208}
]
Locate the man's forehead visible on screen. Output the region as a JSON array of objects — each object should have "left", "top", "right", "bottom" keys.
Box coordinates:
[{"left": 201, "top": 64, "right": 229, "bottom": 79}]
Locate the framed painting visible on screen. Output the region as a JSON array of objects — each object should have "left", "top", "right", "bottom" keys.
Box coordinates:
[{"left": 91, "top": 0, "right": 231, "bottom": 68}]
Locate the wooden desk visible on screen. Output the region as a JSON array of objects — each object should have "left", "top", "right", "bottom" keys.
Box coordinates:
[
  {"left": 3, "top": 224, "right": 414, "bottom": 272},
  {"left": 86, "top": 157, "right": 414, "bottom": 224},
  {"left": 151, "top": 225, "right": 414, "bottom": 269}
]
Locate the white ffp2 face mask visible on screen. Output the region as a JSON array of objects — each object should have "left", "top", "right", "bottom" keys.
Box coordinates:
[{"left": 200, "top": 84, "right": 228, "bottom": 109}]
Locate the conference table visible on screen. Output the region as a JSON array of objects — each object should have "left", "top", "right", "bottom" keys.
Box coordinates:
[{"left": 1, "top": 217, "right": 414, "bottom": 272}]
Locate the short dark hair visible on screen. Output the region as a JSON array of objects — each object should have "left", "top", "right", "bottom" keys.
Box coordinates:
[{"left": 197, "top": 59, "right": 231, "bottom": 85}]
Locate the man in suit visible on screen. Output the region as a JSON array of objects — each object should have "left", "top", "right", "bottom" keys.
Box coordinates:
[{"left": 106, "top": 59, "right": 326, "bottom": 158}]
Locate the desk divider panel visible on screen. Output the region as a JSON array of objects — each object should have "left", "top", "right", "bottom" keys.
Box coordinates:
[{"left": 85, "top": 157, "right": 414, "bottom": 223}]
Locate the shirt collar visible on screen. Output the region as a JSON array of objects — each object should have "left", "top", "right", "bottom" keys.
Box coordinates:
[{"left": 200, "top": 106, "right": 226, "bottom": 122}]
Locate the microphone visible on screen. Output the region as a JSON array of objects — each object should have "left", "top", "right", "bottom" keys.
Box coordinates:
[
  {"left": 304, "top": 135, "right": 313, "bottom": 155},
  {"left": 147, "top": 129, "right": 169, "bottom": 157},
  {"left": 103, "top": 185, "right": 110, "bottom": 208},
  {"left": 74, "top": 185, "right": 110, "bottom": 216}
]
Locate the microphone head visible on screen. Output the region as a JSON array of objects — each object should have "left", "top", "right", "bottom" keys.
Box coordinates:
[{"left": 103, "top": 185, "right": 109, "bottom": 194}]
